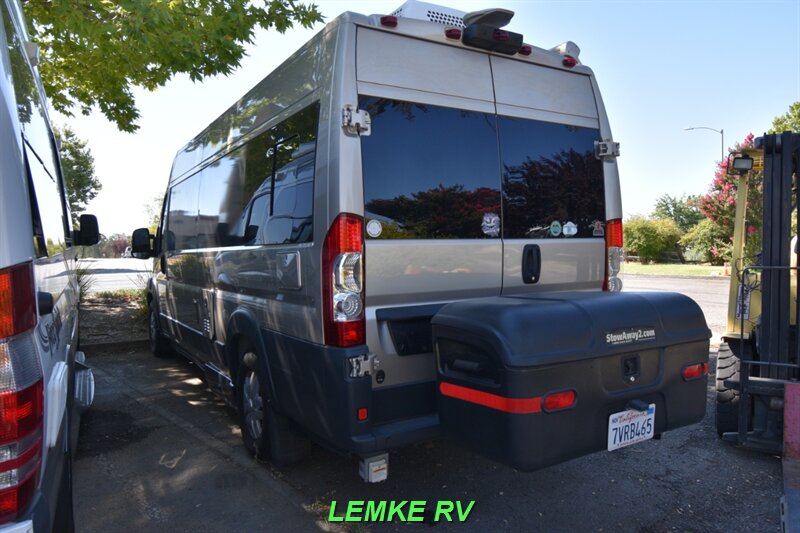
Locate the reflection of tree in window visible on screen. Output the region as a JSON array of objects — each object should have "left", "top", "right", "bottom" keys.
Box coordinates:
[
  {"left": 503, "top": 148, "right": 603, "bottom": 239},
  {"left": 360, "top": 97, "right": 502, "bottom": 240},
  {"left": 498, "top": 116, "right": 604, "bottom": 239},
  {"left": 366, "top": 186, "right": 501, "bottom": 239}
]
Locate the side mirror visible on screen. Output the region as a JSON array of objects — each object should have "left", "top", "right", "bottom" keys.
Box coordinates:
[
  {"left": 131, "top": 228, "right": 153, "bottom": 258},
  {"left": 74, "top": 214, "right": 100, "bottom": 246}
]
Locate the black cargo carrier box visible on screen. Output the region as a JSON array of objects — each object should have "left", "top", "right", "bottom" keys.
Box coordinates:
[{"left": 432, "top": 292, "right": 710, "bottom": 472}]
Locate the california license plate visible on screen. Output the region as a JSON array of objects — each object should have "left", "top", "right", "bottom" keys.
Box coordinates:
[{"left": 607, "top": 404, "right": 656, "bottom": 451}]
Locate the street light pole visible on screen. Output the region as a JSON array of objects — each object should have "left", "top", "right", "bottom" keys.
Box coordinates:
[{"left": 684, "top": 126, "right": 724, "bottom": 162}]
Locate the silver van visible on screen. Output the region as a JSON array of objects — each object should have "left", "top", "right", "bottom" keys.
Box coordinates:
[
  {"left": 133, "top": 1, "right": 709, "bottom": 481},
  {"left": 0, "top": 0, "right": 97, "bottom": 528}
]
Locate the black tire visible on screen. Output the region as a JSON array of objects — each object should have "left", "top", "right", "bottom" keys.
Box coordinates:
[
  {"left": 715, "top": 341, "right": 750, "bottom": 436},
  {"left": 148, "top": 306, "right": 171, "bottom": 358},
  {"left": 236, "top": 345, "right": 310, "bottom": 466}
]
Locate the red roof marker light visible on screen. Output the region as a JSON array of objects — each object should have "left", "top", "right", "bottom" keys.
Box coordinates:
[{"left": 380, "top": 15, "right": 398, "bottom": 28}]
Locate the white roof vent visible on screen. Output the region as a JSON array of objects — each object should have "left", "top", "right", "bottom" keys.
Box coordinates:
[{"left": 390, "top": 1, "right": 467, "bottom": 27}]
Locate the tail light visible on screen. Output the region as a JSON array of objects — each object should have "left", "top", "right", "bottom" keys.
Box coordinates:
[
  {"left": 322, "top": 214, "right": 365, "bottom": 347},
  {"left": 682, "top": 362, "right": 709, "bottom": 381},
  {"left": 0, "top": 263, "right": 36, "bottom": 338},
  {"left": 0, "top": 262, "right": 43, "bottom": 523},
  {"left": 603, "top": 219, "right": 623, "bottom": 292}
]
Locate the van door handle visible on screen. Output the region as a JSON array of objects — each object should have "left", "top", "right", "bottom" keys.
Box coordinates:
[{"left": 522, "top": 244, "right": 541, "bottom": 284}]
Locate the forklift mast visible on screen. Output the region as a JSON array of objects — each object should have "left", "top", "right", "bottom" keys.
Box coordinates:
[{"left": 722, "top": 132, "right": 800, "bottom": 453}]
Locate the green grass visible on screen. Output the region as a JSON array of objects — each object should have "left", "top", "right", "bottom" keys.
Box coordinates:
[
  {"left": 620, "top": 262, "right": 728, "bottom": 277},
  {"left": 93, "top": 288, "right": 149, "bottom": 321},
  {"left": 94, "top": 289, "right": 142, "bottom": 301}
]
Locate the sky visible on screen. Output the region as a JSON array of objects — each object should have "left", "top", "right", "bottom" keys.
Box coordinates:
[{"left": 54, "top": 0, "right": 800, "bottom": 237}]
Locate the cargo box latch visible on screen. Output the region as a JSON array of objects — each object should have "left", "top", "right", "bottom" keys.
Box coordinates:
[{"left": 342, "top": 105, "right": 371, "bottom": 136}]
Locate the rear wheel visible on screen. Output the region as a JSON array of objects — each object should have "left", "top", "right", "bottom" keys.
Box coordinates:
[
  {"left": 148, "top": 306, "right": 171, "bottom": 358},
  {"left": 236, "top": 346, "right": 310, "bottom": 466},
  {"left": 715, "top": 341, "right": 751, "bottom": 436}
]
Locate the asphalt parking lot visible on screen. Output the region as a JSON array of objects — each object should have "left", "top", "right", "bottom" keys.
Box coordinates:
[{"left": 75, "top": 276, "right": 784, "bottom": 532}]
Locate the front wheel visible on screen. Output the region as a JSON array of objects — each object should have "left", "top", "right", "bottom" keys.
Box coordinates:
[{"left": 148, "top": 306, "right": 171, "bottom": 358}]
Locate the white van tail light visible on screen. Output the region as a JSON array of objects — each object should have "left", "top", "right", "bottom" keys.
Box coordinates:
[
  {"left": 323, "top": 214, "right": 365, "bottom": 347},
  {"left": 0, "top": 262, "right": 44, "bottom": 522},
  {"left": 604, "top": 219, "right": 623, "bottom": 292},
  {"left": 0, "top": 263, "right": 36, "bottom": 338}
]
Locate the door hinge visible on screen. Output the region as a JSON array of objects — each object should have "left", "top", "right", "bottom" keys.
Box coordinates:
[
  {"left": 595, "top": 140, "right": 620, "bottom": 160},
  {"left": 348, "top": 353, "right": 379, "bottom": 378},
  {"left": 342, "top": 105, "right": 371, "bottom": 136}
]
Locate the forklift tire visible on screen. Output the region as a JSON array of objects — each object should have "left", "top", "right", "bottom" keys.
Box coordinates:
[{"left": 715, "top": 341, "right": 753, "bottom": 437}]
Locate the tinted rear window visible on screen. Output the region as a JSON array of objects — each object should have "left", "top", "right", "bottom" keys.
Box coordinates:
[
  {"left": 359, "top": 97, "right": 501, "bottom": 239},
  {"left": 499, "top": 117, "right": 604, "bottom": 239},
  {"left": 360, "top": 96, "right": 605, "bottom": 240}
]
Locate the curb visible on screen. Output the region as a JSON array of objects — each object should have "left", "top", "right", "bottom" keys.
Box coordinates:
[{"left": 621, "top": 273, "right": 730, "bottom": 281}]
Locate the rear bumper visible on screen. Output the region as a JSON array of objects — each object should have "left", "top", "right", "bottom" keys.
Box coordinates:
[{"left": 261, "top": 330, "right": 439, "bottom": 456}]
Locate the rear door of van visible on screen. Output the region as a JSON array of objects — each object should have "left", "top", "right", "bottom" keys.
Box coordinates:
[
  {"left": 357, "top": 28, "right": 503, "bottom": 391},
  {"left": 491, "top": 57, "right": 607, "bottom": 294}
]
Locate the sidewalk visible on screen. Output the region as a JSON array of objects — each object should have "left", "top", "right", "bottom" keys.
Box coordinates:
[{"left": 74, "top": 346, "right": 331, "bottom": 532}]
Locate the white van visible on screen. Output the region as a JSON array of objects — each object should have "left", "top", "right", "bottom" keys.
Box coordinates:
[
  {"left": 0, "top": 0, "right": 96, "bottom": 529},
  {"left": 133, "top": 1, "right": 710, "bottom": 481}
]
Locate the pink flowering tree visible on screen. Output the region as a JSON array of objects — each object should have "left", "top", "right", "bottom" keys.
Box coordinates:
[{"left": 682, "top": 133, "right": 763, "bottom": 264}]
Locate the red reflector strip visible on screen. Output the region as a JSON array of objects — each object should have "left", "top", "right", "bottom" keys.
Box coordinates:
[
  {"left": 440, "top": 382, "right": 541, "bottom": 414},
  {"left": 682, "top": 362, "right": 709, "bottom": 381},
  {"left": 543, "top": 390, "right": 577, "bottom": 412}
]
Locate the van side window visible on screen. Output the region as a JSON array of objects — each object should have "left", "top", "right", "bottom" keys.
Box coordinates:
[
  {"left": 167, "top": 175, "right": 199, "bottom": 251},
  {"left": 25, "top": 145, "right": 66, "bottom": 256},
  {"left": 220, "top": 103, "right": 319, "bottom": 246},
  {"left": 198, "top": 151, "right": 244, "bottom": 248},
  {"left": 359, "top": 96, "right": 502, "bottom": 239},
  {"left": 199, "top": 102, "right": 318, "bottom": 248},
  {"left": 498, "top": 117, "right": 604, "bottom": 239}
]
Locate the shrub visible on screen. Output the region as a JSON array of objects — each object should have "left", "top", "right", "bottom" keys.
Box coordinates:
[
  {"left": 624, "top": 216, "right": 682, "bottom": 263},
  {"left": 680, "top": 219, "right": 731, "bottom": 265}
]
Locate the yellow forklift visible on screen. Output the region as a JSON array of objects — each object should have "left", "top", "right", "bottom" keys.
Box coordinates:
[{"left": 715, "top": 132, "right": 799, "bottom": 530}]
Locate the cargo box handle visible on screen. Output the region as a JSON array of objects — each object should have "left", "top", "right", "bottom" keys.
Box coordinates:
[{"left": 522, "top": 244, "right": 541, "bottom": 284}]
